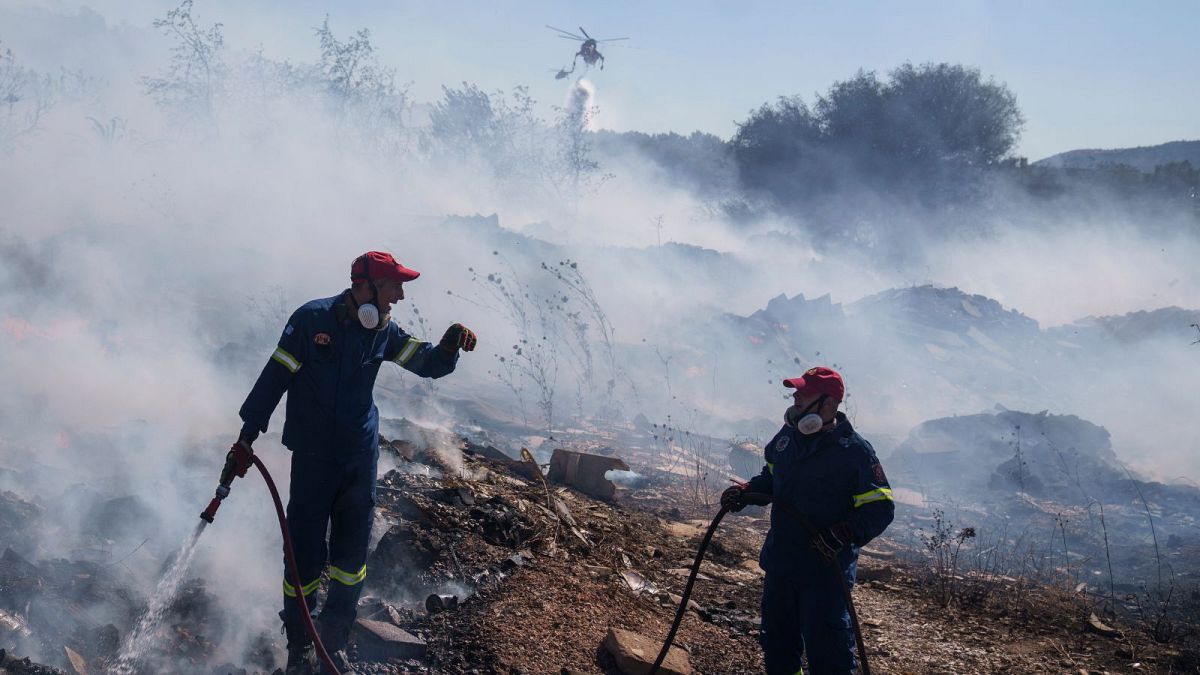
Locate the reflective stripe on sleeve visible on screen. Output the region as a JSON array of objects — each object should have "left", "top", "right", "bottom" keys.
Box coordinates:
[
  {"left": 271, "top": 347, "right": 301, "bottom": 373},
  {"left": 767, "top": 462, "right": 774, "bottom": 475},
  {"left": 852, "top": 487, "right": 894, "bottom": 508},
  {"left": 329, "top": 564, "right": 367, "bottom": 586},
  {"left": 282, "top": 576, "right": 321, "bottom": 598},
  {"left": 393, "top": 338, "right": 421, "bottom": 365}
]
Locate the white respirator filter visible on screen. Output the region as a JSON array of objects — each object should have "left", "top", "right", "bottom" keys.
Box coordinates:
[
  {"left": 785, "top": 405, "right": 825, "bottom": 435},
  {"left": 357, "top": 303, "right": 380, "bottom": 330}
]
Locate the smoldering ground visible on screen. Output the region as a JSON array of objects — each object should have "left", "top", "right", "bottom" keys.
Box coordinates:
[{"left": 1, "top": 2, "right": 1198, "bottom": 671}]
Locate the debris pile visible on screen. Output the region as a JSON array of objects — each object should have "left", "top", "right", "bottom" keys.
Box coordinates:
[
  {"left": 2, "top": 415, "right": 1198, "bottom": 673},
  {"left": 887, "top": 408, "right": 1200, "bottom": 596},
  {"left": 0, "top": 543, "right": 222, "bottom": 674}
]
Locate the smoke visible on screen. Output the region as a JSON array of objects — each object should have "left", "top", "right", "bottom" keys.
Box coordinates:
[
  {"left": 604, "top": 469, "right": 649, "bottom": 488},
  {"left": 0, "top": 2, "right": 1198, "bottom": 670}
]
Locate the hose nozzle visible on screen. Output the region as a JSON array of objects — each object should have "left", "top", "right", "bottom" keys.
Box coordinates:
[
  {"left": 200, "top": 496, "right": 221, "bottom": 523},
  {"left": 200, "top": 441, "right": 254, "bottom": 524}
]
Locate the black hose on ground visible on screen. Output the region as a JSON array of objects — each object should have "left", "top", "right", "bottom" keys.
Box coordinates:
[
  {"left": 649, "top": 494, "right": 871, "bottom": 675},
  {"left": 251, "top": 455, "right": 341, "bottom": 675},
  {"left": 647, "top": 504, "right": 730, "bottom": 675}
]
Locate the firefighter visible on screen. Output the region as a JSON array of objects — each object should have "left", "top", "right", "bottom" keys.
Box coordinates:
[
  {"left": 722, "top": 367, "right": 894, "bottom": 675},
  {"left": 236, "top": 251, "right": 476, "bottom": 674}
]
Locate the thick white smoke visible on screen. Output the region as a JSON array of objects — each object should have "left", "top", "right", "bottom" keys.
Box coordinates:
[{"left": 1, "top": 2, "right": 1198, "bottom": 669}]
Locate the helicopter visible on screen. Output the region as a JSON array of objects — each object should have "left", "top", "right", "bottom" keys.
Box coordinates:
[{"left": 547, "top": 25, "right": 628, "bottom": 79}]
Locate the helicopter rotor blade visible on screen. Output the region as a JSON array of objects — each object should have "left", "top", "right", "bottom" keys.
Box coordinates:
[
  {"left": 558, "top": 35, "right": 583, "bottom": 41},
  {"left": 597, "top": 37, "right": 630, "bottom": 42},
  {"left": 578, "top": 26, "right": 593, "bottom": 40},
  {"left": 546, "top": 25, "right": 585, "bottom": 40}
]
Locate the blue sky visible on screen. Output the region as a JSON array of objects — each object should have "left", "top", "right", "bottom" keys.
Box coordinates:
[{"left": 21, "top": 0, "right": 1200, "bottom": 159}]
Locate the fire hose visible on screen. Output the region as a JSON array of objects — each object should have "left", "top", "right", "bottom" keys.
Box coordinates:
[
  {"left": 200, "top": 443, "right": 341, "bottom": 675},
  {"left": 648, "top": 493, "right": 870, "bottom": 675}
]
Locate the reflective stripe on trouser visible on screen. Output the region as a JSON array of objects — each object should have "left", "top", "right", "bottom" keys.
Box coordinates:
[
  {"left": 281, "top": 450, "right": 378, "bottom": 629},
  {"left": 760, "top": 560, "right": 858, "bottom": 675},
  {"left": 329, "top": 564, "right": 367, "bottom": 586},
  {"left": 283, "top": 575, "right": 321, "bottom": 598}
]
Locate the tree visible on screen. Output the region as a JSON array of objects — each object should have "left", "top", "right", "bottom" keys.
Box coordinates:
[
  {"left": 428, "top": 82, "right": 497, "bottom": 155},
  {"left": 729, "top": 96, "right": 824, "bottom": 200},
  {"left": 883, "top": 63, "right": 1023, "bottom": 170},
  {"left": 815, "top": 69, "right": 889, "bottom": 165},
  {"left": 142, "top": 0, "right": 225, "bottom": 126},
  {"left": 315, "top": 16, "right": 396, "bottom": 103},
  {"left": 0, "top": 41, "right": 54, "bottom": 151},
  {"left": 730, "top": 62, "right": 1024, "bottom": 206}
]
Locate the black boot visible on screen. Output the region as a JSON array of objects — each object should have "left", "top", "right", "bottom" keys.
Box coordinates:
[
  {"left": 316, "top": 618, "right": 354, "bottom": 674},
  {"left": 282, "top": 619, "right": 316, "bottom": 675}
]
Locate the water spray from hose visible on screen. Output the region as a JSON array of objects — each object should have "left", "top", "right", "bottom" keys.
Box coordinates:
[{"left": 109, "top": 521, "right": 208, "bottom": 674}]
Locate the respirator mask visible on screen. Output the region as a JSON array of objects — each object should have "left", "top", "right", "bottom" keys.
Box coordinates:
[
  {"left": 353, "top": 255, "right": 384, "bottom": 330},
  {"left": 785, "top": 394, "right": 828, "bottom": 435}
]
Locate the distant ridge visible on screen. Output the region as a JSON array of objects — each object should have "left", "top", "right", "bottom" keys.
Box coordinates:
[{"left": 1035, "top": 139, "right": 1200, "bottom": 172}]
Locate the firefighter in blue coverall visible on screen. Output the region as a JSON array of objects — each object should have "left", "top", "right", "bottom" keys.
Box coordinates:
[
  {"left": 236, "top": 251, "right": 477, "bottom": 674},
  {"left": 722, "top": 367, "right": 894, "bottom": 675}
]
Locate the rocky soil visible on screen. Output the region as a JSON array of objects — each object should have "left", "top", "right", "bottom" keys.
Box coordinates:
[{"left": 2, "top": 428, "right": 1198, "bottom": 674}]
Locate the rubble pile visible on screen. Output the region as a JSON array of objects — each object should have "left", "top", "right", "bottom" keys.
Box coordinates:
[
  {"left": 341, "top": 423, "right": 1199, "bottom": 674},
  {"left": 887, "top": 408, "right": 1200, "bottom": 596},
  {"left": 325, "top": 432, "right": 769, "bottom": 674},
  {"left": 0, "top": 490, "right": 232, "bottom": 675},
  {"left": 3, "top": 415, "right": 1199, "bottom": 673}
]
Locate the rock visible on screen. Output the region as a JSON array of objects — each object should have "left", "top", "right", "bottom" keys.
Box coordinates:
[
  {"left": 0, "top": 648, "right": 67, "bottom": 675},
  {"left": 353, "top": 618, "right": 427, "bottom": 660},
  {"left": 858, "top": 547, "right": 895, "bottom": 560},
  {"left": 435, "top": 486, "right": 475, "bottom": 507},
  {"left": 500, "top": 553, "right": 527, "bottom": 572},
  {"left": 856, "top": 564, "right": 894, "bottom": 582},
  {"left": 370, "top": 526, "right": 440, "bottom": 588},
  {"left": 602, "top": 627, "right": 691, "bottom": 675},
  {"left": 382, "top": 437, "right": 418, "bottom": 460},
  {"left": 737, "top": 558, "right": 764, "bottom": 577},
  {"left": 1086, "top": 613, "right": 1121, "bottom": 639},
  {"left": 620, "top": 570, "right": 655, "bottom": 594},
  {"left": 0, "top": 608, "right": 32, "bottom": 641},
  {"left": 728, "top": 441, "right": 764, "bottom": 480},
  {"left": 664, "top": 568, "right": 713, "bottom": 582},
  {"left": 63, "top": 647, "right": 86, "bottom": 675},
  {"left": 655, "top": 593, "right": 707, "bottom": 620}
]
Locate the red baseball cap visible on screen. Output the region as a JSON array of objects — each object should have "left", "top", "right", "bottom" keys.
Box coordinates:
[
  {"left": 783, "top": 366, "right": 845, "bottom": 400},
  {"left": 351, "top": 251, "right": 420, "bottom": 284}
]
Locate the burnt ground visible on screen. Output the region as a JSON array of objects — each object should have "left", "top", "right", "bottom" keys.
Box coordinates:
[
  {"left": 343, "top": 439, "right": 1200, "bottom": 675},
  {"left": 2, "top": 432, "right": 1200, "bottom": 674}
]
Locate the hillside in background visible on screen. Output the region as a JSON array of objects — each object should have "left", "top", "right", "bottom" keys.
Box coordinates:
[{"left": 1036, "top": 140, "right": 1200, "bottom": 172}]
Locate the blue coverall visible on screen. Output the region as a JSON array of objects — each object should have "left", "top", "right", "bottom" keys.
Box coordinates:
[
  {"left": 746, "top": 412, "right": 895, "bottom": 675},
  {"left": 239, "top": 291, "right": 457, "bottom": 632}
]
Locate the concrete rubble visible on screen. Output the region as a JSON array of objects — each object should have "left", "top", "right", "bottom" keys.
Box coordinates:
[
  {"left": 352, "top": 619, "right": 427, "bottom": 660},
  {"left": 602, "top": 627, "right": 691, "bottom": 675}
]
